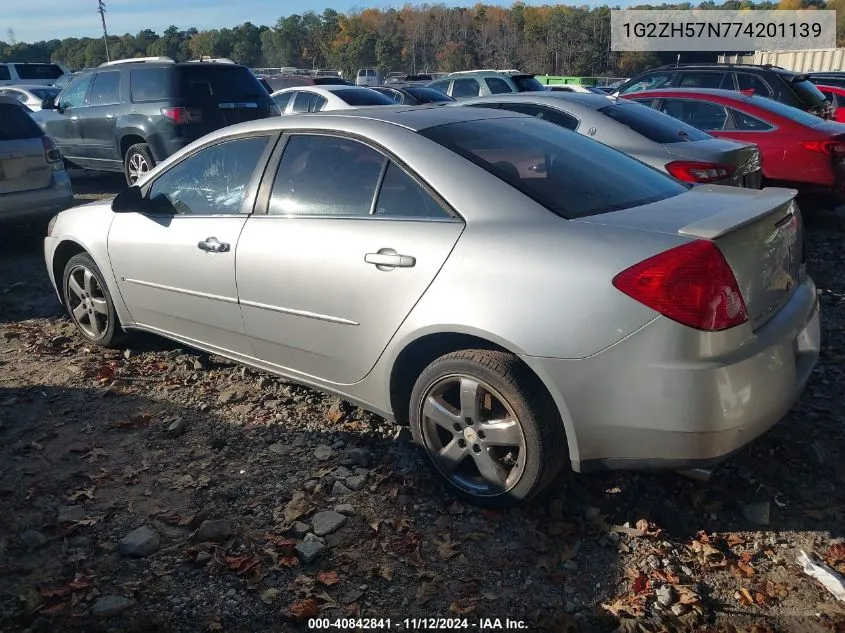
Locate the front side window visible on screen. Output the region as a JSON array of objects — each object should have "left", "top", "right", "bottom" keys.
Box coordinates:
[
  {"left": 452, "top": 79, "right": 481, "bottom": 99},
  {"left": 678, "top": 71, "right": 728, "bottom": 89},
  {"left": 88, "top": 71, "right": 121, "bottom": 106},
  {"left": 660, "top": 99, "right": 729, "bottom": 131},
  {"left": 420, "top": 117, "right": 687, "bottom": 219},
  {"left": 620, "top": 72, "right": 676, "bottom": 95},
  {"left": 486, "top": 78, "right": 513, "bottom": 94},
  {"left": 269, "top": 135, "right": 386, "bottom": 216},
  {"left": 59, "top": 74, "right": 94, "bottom": 109},
  {"left": 374, "top": 163, "right": 451, "bottom": 219},
  {"left": 428, "top": 80, "right": 451, "bottom": 95},
  {"left": 147, "top": 136, "right": 270, "bottom": 215}
]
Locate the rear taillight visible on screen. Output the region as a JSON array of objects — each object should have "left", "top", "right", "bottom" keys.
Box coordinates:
[
  {"left": 41, "top": 135, "right": 63, "bottom": 170},
  {"left": 666, "top": 161, "right": 736, "bottom": 184},
  {"left": 160, "top": 106, "right": 202, "bottom": 124},
  {"left": 800, "top": 140, "right": 845, "bottom": 157},
  {"left": 612, "top": 240, "right": 748, "bottom": 332}
]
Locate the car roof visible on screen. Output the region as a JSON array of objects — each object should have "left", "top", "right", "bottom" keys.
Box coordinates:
[
  {"left": 274, "top": 84, "right": 372, "bottom": 94},
  {"left": 627, "top": 87, "right": 752, "bottom": 102},
  {"left": 648, "top": 63, "right": 789, "bottom": 73}
]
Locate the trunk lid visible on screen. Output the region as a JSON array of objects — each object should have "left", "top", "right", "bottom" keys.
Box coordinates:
[
  {"left": 665, "top": 138, "right": 762, "bottom": 186},
  {"left": 0, "top": 138, "right": 52, "bottom": 194},
  {"left": 577, "top": 186, "right": 802, "bottom": 330}
]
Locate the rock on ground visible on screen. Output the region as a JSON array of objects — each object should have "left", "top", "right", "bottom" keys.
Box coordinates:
[
  {"left": 311, "top": 510, "right": 347, "bottom": 536},
  {"left": 119, "top": 525, "right": 160, "bottom": 557},
  {"left": 191, "top": 519, "right": 235, "bottom": 542},
  {"left": 91, "top": 595, "right": 135, "bottom": 617}
]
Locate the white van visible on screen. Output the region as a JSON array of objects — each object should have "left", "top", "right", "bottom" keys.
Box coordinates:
[
  {"left": 355, "top": 68, "right": 382, "bottom": 86},
  {"left": 0, "top": 62, "right": 67, "bottom": 86}
]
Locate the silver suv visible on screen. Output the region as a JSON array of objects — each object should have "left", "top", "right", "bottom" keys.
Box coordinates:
[{"left": 427, "top": 70, "right": 546, "bottom": 100}]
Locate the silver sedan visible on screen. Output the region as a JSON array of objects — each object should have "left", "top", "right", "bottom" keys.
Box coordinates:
[
  {"left": 454, "top": 92, "right": 763, "bottom": 187},
  {"left": 43, "top": 106, "right": 820, "bottom": 507},
  {"left": 0, "top": 85, "right": 61, "bottom": 112}
]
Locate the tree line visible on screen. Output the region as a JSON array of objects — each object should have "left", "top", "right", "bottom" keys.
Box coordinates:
[{"left": 2, "top": 1, "right": 843, "bottom": 79}]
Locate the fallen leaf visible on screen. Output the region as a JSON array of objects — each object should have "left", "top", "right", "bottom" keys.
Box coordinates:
[
  {"left": 448, "top": 599, "right": 476, "bottom": 614},
  {"left": 344, "top": 603, "right": 360, "bottom": 617},
  {"left": 109, "top": 413, "right": 152, "bottom": 430},
  {"left": 415, "top": 577, "right": 441, "bottom": 605},
  {"left": 316, "top": 570, "right": 339, "bottom": 586},
  {"left": 80, "top": 446, "right": 109, "bottom": 463},
  {"left": 651, "top": 569, "right": 680, "bottom": 584},
  {"left": 754, "top": 592, "right": 768, "bottom": 606},
  {"left": 677, "top": 587, "right": 700, "bottom": 605},
  {"left": 635, "top": 519, "right": 649, "bottom": 533},
  {"left": 377, "top": 565, "right": 394, "bottom": 581},
  {"left": 67, "top": 487, "right": 95, "bottom": 502},
  {"left": 435, "top": 535, "right": 458, "bottom": 561},
  {"left": 283, "top": 492, "right": 310, "bottom": 524},
  {"left": 260, "top": 588, "right": 280, "bottom": 604},
  {"left": 727, "top": 533, "right": 746, "bottom": 547},
  {"left": 289, "top": 598, "right": 319, "bottom": 621},
  {"left": 631, "top": 571, "right": 648, "bottom": 594},
  {"left": 738, "top": 587, "right": 754, "bottom": 606},
  {"left": 737, "top": 561, "right": 755, "bottom": 577}
]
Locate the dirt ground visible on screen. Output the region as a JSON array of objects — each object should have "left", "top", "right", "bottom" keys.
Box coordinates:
[{"left": 1, "top": 173, "right": 845, "bottom": 633}]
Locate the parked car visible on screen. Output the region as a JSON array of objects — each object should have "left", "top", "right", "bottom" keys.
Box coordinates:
[
  {"left": 263, "top": 73, "right": 351, "bottom": 92},
  {"left": 0, "top": 97, "right": 73, "bottom": 223},
  {"left": 626, "top": 88, "right": 845, "bottom": 196},
  {"left": 427, "top": 70, "right": 546, "bottom": 100},
  {"left": 815, "top": 85, "right": 845, "bottom": 122},
  {"left": 614, "top": 64, "right": 832, "bottom": 119},
  {"left": 371, "top": 85, "right": 456, "bottom": 105},
  {"left": 807, "top": 72, "right": 845, "bottom": 90},
  {"left": 271, "top": 85, "right": 395, "bottom": 113},
  {"left": 0, "top": 85, "right": 61, "bottom": 112},
  {"left": 44, "top": 106, "right": 819, "bottom": 507},
  {"left": 356, "top": 68, "right": 383, "bottom": 86},
  {"left": 454, "top": 92, "right": 762, "bottom": 187},
  {"left": 0, "top": 61, "right": 67, "bottom": 87},
  {"left": 31, "top": 58, "right": 279, "bottom": 186}
]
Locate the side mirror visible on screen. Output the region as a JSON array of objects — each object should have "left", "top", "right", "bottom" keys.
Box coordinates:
[{"left": 111, "top": 186, "right": 144, "bottom": 213}]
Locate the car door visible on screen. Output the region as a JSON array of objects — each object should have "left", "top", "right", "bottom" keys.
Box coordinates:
[
  {"left": 45, "top": 72, "right": 93, "bottom": 161},
  {"left": 107, "top": 133, "right": 276, "bottom": 356},
  {"left": 236, "top": 132, "right": 464, "bottom": 385},
  {"left": 80, "top": 70, "right": 122, "bottom": 166}
]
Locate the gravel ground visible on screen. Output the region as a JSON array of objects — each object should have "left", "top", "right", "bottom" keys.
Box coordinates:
[{"left": 1, "top": 173, "right": 844, "bottom": 633}]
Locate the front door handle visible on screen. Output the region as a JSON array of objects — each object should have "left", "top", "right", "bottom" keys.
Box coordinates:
[
  {"left": 105, "top": 113, "right": 116, "bottom": 120},
  {"left": 365, "top": 248, "right": 416, "bottom": 271},
  {"left": 197, "top": 237, "right": 230, "bottom": 253}
]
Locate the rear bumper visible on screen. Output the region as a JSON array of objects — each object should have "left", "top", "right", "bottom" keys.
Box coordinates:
[
  {"left": 522, "top": 275, "right": 820, "bottom": 473},
  {"left": 0, "top": 171, "right": 73, "bottom": 222}
]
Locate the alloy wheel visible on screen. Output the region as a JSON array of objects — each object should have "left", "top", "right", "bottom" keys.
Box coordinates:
[
  {"left": 419, "top": 374, "right": 527, "bottom": 497},
  {"left": 127, "top": 153, "right": 149, "bottom": 184},
  {"left": 66, "top": 265, "right": 109, "bottom": 340}
]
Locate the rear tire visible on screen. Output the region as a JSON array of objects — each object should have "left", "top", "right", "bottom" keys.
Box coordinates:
[
  {"left": 124, "top": 143, "right": 155, "bottom": 186},
  {"left": 409, "top": 349, "right": 566, "bottom": 509}
]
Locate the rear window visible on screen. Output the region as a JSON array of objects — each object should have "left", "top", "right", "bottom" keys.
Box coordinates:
[
  {"left": 0, "top": 103, "right": 43, "bottom": 140},
  {"left": 131, "top": 68, "right": 174, "bottom": 102},
  {"left": 419, "top": 117, "right": 687, "bottom": 219},
  {"left": 335, "top": 88, "right": 394, "bottom": 106},
  {"left": 512, "top": 75, "right": 546, "bottom": 92},
  {"left": 176, "top": 66, "right": 267, "bottom": 102},
  {"left": 598, "top": 102, "right": 711, "bottom": 143},
  {"left": 749, "top": 95, "right": 826, "bottom": 127},
  {"left": 13, "top": 63, "right": 64, "bottom": 80},
  {"left": 786, "top": 76, "right": 828, "bottom": 107},
  {"left": 313, "top": 77, "right": 348, "bottom": 86},
  {"left": 406, "top": 87, "right": 454, "bottom": 103}
]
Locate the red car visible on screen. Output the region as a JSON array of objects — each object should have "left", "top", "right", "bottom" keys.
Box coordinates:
[
  {"left": 624, "top": 88, "right": 845, "bottom": 195},
  {"left": 815, "top": 85, "right": 845, "bottom": 123}
]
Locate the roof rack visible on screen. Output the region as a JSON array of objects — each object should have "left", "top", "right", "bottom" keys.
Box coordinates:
[
  {"left": 100, "top": 56, "right": 174, "bottom": 67},
  {"left": 187, "top": 56, "right": 235, "bottom": 64}
]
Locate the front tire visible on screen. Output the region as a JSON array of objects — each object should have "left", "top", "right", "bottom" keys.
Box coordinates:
[
  {"left": 124, "top": 143, "right": 155, "bottom": 186},
  {"left": 62, "top": 253, "right": 125, "bottom": 348},
  {"left": 409, "top": 349, "right": 565, "bottom": 508}
]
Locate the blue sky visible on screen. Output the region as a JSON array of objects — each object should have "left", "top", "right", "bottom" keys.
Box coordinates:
[{"left": 3, "top": 0, "right": 621, "bottom": 43}]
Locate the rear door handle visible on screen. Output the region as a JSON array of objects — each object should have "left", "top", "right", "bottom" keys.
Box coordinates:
[
  {"left": 365, "top": 248, "right": 416, "bottom": 270},
  {"left": 197, "top": 237, "right": 230, "bottom": 253},
  {"left": 105, "top": 113, "right": 115, "bottom": 120}
]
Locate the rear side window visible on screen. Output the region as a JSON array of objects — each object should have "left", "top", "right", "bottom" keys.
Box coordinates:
[
  {"left": 428, "top": 80, "right": 450, "bottom": 95},
  {"left": 730, "top": 109, "right": 774, "bottom": 131},
  {"left": 420, "top": 117, "right": 687, "bottom": 219},
  {"left": 486, "top": 78, "right": 512, "bottom": 94},
  {"left": 678, "top": 71, "right": 728, "bottom": 89},
  {"left": 598, "top": 102, "right": 711, "bottom": 143},
  {"left": 787, "top": 76, "right": 828, "bottom": 107},
  {"left": 291, "top": 91, "right": 319, "bottom": 113},
  {"left": 88, "top": 71, "right": 121, "bottom": 106},
  {"left": 406, "top": 87, "right": 454, "bottom": 103},
  {"left": 496, "top": 103, "right": 579, "bottom": 131},
  {"left": 273, "top": 92, "right": 294, "bottom": 111},
  {"left": 452, "top": 79, "right": 481, "bottom": 99},
  {"left": 374, "top": 162, "right": 451, "bottom": 218},
  {"left": 620, "top": 72, "right": 675, "bottom": 95},
  {"left": 736, "top": 73, "right": 772, "bottom": 97},
  {"left": 131, "top": 68, "right": 174, "bottom": 102},
  {"left": 13, "top": 63, "right": 63, "bottom": 80},
  {"left": 660, "top": 99, "right": 729, "bottom": 131},
  {"left": 0, "top": 66, "right": 11, "bottom": 81},
  {"left": 0, "top": 103, "right": 43, "bottom": 140},
  {"left": 335, "top": 88, "right": 394, "bottom": 106},
  {"left": 176, "top": 66, "right": 266, "bottom": 103},
  {"left": 512, "top": 75, "right": 545, "bottom": 92}
]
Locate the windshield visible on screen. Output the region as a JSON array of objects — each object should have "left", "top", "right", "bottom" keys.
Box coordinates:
[
  {"left": 751, "top": 94, "right": 826, "bottom": 126},
  {"left": 598, "top": 102, "right": 711, "bottom": 143},
  {"left": 512, "top": 75, "right": 546, "bottom": 92},
  {"left": 406, "top": 87, "right": 454, "bottom": 103},
  {"left": 335, "top": 88, "right": 395, "bottom": 106},
  {"left": 788, "top": 76, "right": 828, "bottom": 108},
  {"left": 419, "top": 117, "right": 687, "bottom": 219}
]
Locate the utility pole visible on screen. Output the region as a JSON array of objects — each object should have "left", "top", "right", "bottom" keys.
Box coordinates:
[{"left": 98, "top": 0, "right": 110, "bottom": 62}]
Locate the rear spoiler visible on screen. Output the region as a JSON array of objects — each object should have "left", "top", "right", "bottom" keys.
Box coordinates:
[
  {"left": 678, "top": 188, "right": 797, "bottom": 240},
  {"left": 792, "top": 74, "right": 810, "bottom": 83}
]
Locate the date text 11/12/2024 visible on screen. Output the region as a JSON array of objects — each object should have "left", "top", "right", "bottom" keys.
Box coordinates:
[{"left": 307, "top": 618, "right": 529, "bottom": 630}]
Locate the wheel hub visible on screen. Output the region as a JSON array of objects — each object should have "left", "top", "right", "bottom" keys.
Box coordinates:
[{"left": 463, "top": 427, "right": 478, "bottom": 443}]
